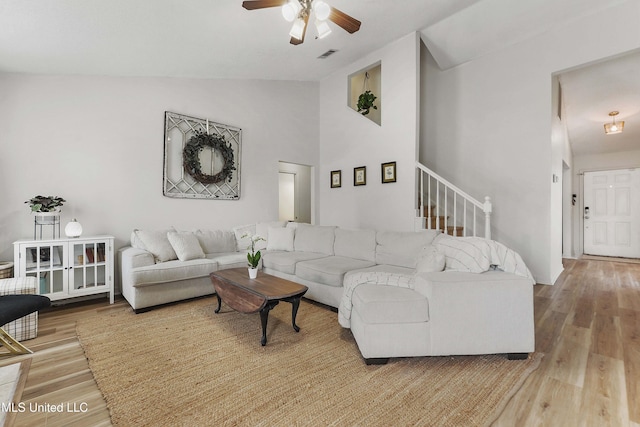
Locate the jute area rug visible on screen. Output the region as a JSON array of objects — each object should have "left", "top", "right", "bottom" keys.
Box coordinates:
[{"left": 76, "top": 297, "right": 541, "bottom": 427}]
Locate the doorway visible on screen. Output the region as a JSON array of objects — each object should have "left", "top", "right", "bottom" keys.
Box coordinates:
[
  {"left": 278, "top": 161, "right": 312, "bottom": 224},
  {"left": 583, "top": 168, "right": 640, "bottom": 258}
]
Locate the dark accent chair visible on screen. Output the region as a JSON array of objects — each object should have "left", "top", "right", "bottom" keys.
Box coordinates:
[{"left": 0, "top": 294, "right": 51, "bottom": 355}]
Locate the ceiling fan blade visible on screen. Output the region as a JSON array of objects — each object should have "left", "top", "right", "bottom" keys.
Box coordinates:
[
  {"left": 329, "top": 7, "right": 361, "bottom": 34},
  {"left": 290, "top": 14, "right": 309, "bottom": 45},
  {"left": 242, "top": 0, "right": 287, "bottom": 11}
]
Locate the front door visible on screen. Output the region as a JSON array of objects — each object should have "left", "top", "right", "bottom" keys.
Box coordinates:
[{"left": 583, "top": 168, "right": 640, "bottom": 258}]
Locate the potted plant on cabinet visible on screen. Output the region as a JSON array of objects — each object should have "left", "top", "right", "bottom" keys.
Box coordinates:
[
  {"left": 242, "top": 233, "right": 265, "bottom": 279},
  {"left": 25, "top": 195, "right": 65, "bottom": 225},
  {"left": 25, "top": 195, "right": 66, "bottom": 213}
]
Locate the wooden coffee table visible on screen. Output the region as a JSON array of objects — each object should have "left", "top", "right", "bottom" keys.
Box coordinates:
[{"left": 209, "top": 268, "right": 308, "bottom": 346}]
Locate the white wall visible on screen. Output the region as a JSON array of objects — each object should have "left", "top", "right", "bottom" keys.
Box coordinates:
[
  {"left": 0, "top": 74, "right": 319, "bottom": 261},
  {"left": 318, "top": 33, "right": 420, "bottom": 231},
  {"left": 572, "top": 149, "right": 640, "bottom": 256},
  {"left": 420, "top": 0, "right": 640, "bottom": 284}
]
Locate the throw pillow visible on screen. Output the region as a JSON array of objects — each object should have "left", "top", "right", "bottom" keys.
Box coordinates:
[
  {"left": 415, "top": 245, "right": 445, "bottom": 273},
  {"left": 133, "top": 228, "right": 178, "bottom": 263},
  {"left": 232, "top": 224, "right": 256, "bottom": 252},
  {"left": 267, "top": 227, "right": 295, "bottom": 251},
  {"left": 256, "top": 221, "right": 287, "bottom": 251},
  {"left": 167, "top": 231, "right": 205, "bottom": 261}
]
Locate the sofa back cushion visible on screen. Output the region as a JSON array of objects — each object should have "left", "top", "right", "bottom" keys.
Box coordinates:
[
  {"left": 294, "top": 224, "right": 336, "bottom": 255},
  {"left": 196, "top": 229, "right": 237, "bottom": 254},
  {"left": 334, "top": 228, "right": 376, "bottom": 262},
  {"left": 375, "top": 230, "right": 441, "bottom": 268},
  {"left": 132, "top": 228, "right": 178, "bottom": 263}
]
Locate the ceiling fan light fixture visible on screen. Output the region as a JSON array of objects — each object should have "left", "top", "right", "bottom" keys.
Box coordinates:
[
  {"left": 282, "top": 0, "right": 301, "bottom": 22},
  {"left": 289, "top": 17, "right": 306, "bottom": 40},
  {"left": 315, "top": 19, "right": 332, "bottom": 39},
  {"left": 313, "top": 0, "right": 331, "bottom": 21},
  {"left": 604, "top": 111, "right": 625, "bottom": 135}
]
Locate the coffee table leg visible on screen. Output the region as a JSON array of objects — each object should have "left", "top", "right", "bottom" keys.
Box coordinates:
[
  {"left": 260, "top": 301, "right": 279, "bottom": 346},
  {"left": 214, "top": 294, "right": 222, "bottom": 313},
  {"left": 291, "top": 297, "right": 302, "bottom": 332}
]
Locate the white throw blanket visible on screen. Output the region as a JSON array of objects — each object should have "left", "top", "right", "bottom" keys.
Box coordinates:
[
  {"left": 485, "top": 239, "right": 535, "bottom": 285},
  {"left": 338, "top": 271, "right": 415, "bottom": 328}
]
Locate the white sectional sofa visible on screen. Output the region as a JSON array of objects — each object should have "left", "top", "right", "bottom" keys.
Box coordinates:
[{"left": 119, "top": 221, "right": 535, "bottom": 363}]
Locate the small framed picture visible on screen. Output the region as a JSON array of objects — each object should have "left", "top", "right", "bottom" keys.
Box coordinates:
[
  {"left": 381, "top": 161, "right": 396, "bottom": 183},
  {"left": 354, "top": 166, "right": 366, "bottom": 186},
  {"left": 331, "top": 170, "right": 342, "bottom": 188}
]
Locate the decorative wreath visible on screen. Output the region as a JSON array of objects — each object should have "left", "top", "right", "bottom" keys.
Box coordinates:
[{"left": 183, "top": 132, "right": 236, "bottom": 184}]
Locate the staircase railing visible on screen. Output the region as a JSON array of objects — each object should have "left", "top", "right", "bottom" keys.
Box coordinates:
[{"left": 416, "top": 161, "right": 492, "bottom": 239}]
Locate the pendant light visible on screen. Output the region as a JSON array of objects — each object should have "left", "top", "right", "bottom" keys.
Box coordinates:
[{"left": 604, "top": 111, "right": 624, "bottom": 135}]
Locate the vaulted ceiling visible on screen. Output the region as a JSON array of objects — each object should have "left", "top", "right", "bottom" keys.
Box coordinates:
[
  {"left": 0, "top": 0, "right": 481, "bottom": 81},
  {"left": 1, "top": 0, "right": 637, "bottom": 156}
]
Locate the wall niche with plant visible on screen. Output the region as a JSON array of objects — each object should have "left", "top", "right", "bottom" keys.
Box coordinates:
[{"left": 348, "top": 62, "right": 381, "bottom": 126}]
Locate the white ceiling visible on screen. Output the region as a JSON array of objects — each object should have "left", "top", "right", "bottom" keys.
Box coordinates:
[
  {"left": 559, "top": 51, "right": 640, "bottom": 157},
  {"left": 1, "top": 0, "right": 638, "bottom": 156},
  {"left": 0, "top": 0, "right": 482, "bottom": 81}
]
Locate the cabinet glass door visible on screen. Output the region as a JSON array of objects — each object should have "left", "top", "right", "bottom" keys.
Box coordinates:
[
  {"left": 23, "top": 243, "right": 66, "bottom": 296},
  {"left": 70, "top": 241, "right": 108, "bottom": 293}
]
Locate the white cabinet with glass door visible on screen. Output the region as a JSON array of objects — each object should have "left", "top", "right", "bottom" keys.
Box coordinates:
[{"left": 13, "top": 236, "right": 114, "bottom": 304}]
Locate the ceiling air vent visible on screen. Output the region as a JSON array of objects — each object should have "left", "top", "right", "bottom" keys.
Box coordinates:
[{"left": 318, "top": 49, "right": 338, "bottom": 59}]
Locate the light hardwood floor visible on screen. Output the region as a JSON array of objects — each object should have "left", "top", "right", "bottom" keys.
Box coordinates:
[{"left": 1, "top": 258, "right": 639, "bottom": 426}]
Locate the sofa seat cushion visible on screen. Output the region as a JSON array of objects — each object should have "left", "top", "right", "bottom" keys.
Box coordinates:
[
  {"left": 415, "top": 269, "right": 530, "bottom": 287},
  {"left": 262, "top": 251, "right": 329, "bottom": 275},
  {"left": 207, "top": 252, "right": 248, "bottom": 269},
  {"left": 348, "top": 264, "right": 415, "bottom": 276},
  {"left": 296, "top": 256, "right": 376, "bottom": 287},
  {"left": 352, "top": 284, "right": 429, "bottom": 324},
  {"left": 131, "top": 258, "right": 218, "bottom": 287}
]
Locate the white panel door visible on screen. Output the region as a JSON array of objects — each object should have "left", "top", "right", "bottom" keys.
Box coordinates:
[
  {"left": 583, "top": 169, "right": 640, "bottom": 257},
  {"left": 278, "top": 172, "right": 296, "bottom": 222}
]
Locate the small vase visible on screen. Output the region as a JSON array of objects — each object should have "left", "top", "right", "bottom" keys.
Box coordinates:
[{"left": 248, "top": 267, "right": 258, "bottom": 279}]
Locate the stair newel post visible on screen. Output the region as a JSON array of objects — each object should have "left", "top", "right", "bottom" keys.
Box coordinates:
[{"left": 483, "top": 196, "right": 492, "bottom": 240}]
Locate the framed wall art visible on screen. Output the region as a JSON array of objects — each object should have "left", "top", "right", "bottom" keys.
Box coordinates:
[
  {"left": 354, "top": 166, "right": 366, "bottom": 186},
  {"left": 381, "top": 161, "right": 396, "bottom": 183},
  {"left": 163, "top": 111, "right": 242, "bottom": 200},
  {"left": 331, "top": 170, "right": 342, "bottom": 188}
]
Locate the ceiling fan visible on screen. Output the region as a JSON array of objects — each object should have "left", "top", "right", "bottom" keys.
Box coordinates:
[{"left": 242, "top": 0, "right": 361, "bottom": 45}]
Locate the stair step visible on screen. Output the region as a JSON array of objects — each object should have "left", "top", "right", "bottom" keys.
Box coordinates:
[
  {"left": 446, "top": 226, "right": 464, "bottom": 237},
  {"left": 423, "top": 206, "right": 437, "bottom": 217},
  {"left": 425, "top": 216, "right": 464, "bottom": 236},
  {"left": 427, "top": 216, "right": 448, "bottom": 229}
]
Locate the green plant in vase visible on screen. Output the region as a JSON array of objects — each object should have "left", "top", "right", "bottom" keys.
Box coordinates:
[
  {"left": 25, "top": 195, "right": 66, "bottom": 213},
  {"left": 242, "top": 233, "right": 265, "bottom": 278}
]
